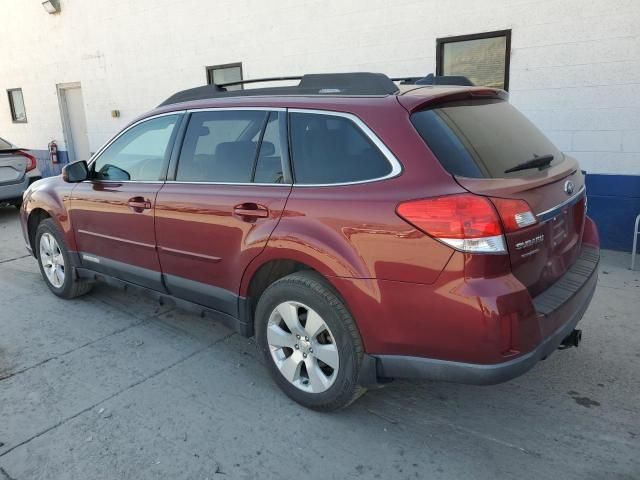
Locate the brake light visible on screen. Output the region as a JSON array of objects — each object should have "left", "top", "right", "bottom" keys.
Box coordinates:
[
  {"left": 18, "top": 150, "right": 37, "bottom": 172},
  {"left": 490, "top": 197, "right": 537, "bottom": 232},
  {"left": 396, "top": 194, "right": 506, "bottom": 253}
]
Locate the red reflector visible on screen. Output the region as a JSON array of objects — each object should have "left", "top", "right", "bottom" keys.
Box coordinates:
[
  {"left": 397, "top": 194, "right": 502, "bottom": 239},
  {"left": 490, "top": 197, "right": 536, "bottom": 232},
  {"left": 18, "top": 150, "right": 37, "bottom": 172}
]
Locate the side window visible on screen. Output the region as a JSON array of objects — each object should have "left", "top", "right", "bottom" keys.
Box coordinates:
[
  {"left": 93, "top": 115, "right": 179, "bottom": 181},
  {"left": 289, "top": 112, "right": 392, "bottom": 185},
  {"left": 254, "top": 112, "right": 286, "bottom": 184},
  {"left": 176, "top": 110, "right": 268, "bottom": 183}
]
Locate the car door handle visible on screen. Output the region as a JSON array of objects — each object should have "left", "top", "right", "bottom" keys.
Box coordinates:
[
  {"left": 233, "top": 203, "right": 269, "bottom": 219},
  {"left": 127, "top": 196, "right": 152, "bottom": 212}
]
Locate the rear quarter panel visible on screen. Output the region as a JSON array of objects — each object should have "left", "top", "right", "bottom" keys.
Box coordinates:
[{"left": 241, "top": 99, "right": 465, "bottom": 294}]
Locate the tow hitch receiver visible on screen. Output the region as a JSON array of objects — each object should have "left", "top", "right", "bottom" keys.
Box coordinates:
[{"left": 559, "top": 329, "right": 582, "bottom": 349}]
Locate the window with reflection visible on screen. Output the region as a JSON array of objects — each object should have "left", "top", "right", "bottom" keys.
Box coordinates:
[{"left": 437, "top": 30, "right": 511, "bottom": 90}]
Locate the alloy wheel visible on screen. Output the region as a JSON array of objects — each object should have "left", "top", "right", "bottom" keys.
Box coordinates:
[
  {"left": 39, "top": 232, "right": 65, "bottom": 288},
  {"left": 267, "top": 301, "right": 339, "bottom": 393}
]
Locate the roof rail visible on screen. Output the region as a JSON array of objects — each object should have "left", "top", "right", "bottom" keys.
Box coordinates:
[
  {"left": 157, "top": 72, "right": 477, "bottom": 107},
  {"left": 158, "top": 72, "right": 400, "bottom": 107}
]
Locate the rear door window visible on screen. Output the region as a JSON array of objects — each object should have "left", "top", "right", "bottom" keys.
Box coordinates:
[
  {"left": 410, "top": 99, "right": 562, "bottom": 178},
  {"left": 289, "top": 112, "right": 392, "bottom": 184},
  {"left": 176, "top": 110, "right": 269, "bottom": 183}
]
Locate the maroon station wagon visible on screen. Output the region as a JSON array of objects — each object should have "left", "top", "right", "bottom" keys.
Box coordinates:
[{"left": 20, "top": 73, "right": 599, "bottom": 410}]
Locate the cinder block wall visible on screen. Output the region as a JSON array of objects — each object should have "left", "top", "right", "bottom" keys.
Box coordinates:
[{"left": 1, "top": 0, "right": 638, "bottom": 249}]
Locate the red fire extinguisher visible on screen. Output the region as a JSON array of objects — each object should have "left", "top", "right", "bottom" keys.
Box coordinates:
[{"left": 48, "top": 140, "right": 59, "bottom": 164}]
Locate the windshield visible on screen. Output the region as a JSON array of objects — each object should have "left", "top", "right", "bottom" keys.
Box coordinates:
[{"left": 411, "top": 99, "right": 563, "bottom": 178}]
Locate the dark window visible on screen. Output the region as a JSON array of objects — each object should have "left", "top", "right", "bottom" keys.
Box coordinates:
[
  {"left": 176, "top": 110, "right": 268, "bottom": 183},
  {"left": 93, "top": 115, "right": 179, "bottom": 181},
  {"left": 7, "top": 89, "right": 27, "bottom": 123},
  {"left": 254, "top": 112, "right": 286, "bottom": 184},
  {"left": 289, "top": 112, "right": 392, "bottom": 185},
  {"left": 206, "top": 63, "right": 243, "bottom": 91},
  {"left": 437, "top": 30, "right": 511, "bottom": 90},
  {"left": 0, "top": 137, "right": 12, "bottom": 149},
  {"left": 411, "top": 99, "right": 562, "bottom": 178}
]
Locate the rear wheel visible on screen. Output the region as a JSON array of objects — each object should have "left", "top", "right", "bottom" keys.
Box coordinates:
[
  {"left": 255, "top": 271, "right": 366, "bottom": 411},
  {"left": 36, "top": 218, "right": 92, "bottom": 299}
]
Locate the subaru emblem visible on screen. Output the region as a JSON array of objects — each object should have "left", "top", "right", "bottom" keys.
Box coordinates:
[{"left": 564, "top": 180, "right": 574, "bottom": 195}]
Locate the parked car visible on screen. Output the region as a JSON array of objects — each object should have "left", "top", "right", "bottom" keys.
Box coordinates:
[
  {"left": 0, "top": 136, "right": 41, "bottom": 207},
  {"left": 20, "top": 73, "right": 599, "bottom": 410}
]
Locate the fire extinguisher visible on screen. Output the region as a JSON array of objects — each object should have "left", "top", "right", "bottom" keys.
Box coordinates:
[{"left": 48, "top": 140, "right": 59, "bottom": 164}]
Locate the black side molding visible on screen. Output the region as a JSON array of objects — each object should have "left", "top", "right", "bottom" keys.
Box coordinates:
[{"left": 75, "top": 267, "right": 252, "bottom": 336}]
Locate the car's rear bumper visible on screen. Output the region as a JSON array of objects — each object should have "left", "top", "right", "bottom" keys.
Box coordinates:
[
  {"left": 0, "top": 174, "right": 29, "bottom": 201},
  {"left": 373, "top": 244, "right": 599, "bottom": 385}
]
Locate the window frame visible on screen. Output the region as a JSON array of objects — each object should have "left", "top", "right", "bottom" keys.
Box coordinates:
[
  {"left": 436, "top": 29, "right": 511, "bottom": 91},
  {"left": 7, "top": 88, "right": 27, "bottom": 123},
  {"left": 205, "top": 62, "right": 244, "bottom": 90},
  {"left": 287, "top": 109, "right": 402, "bottom": 187},
  {"left": 87, "top": 111, "right": 185, "bottom": 183},
  {"left": 166, "top": 107, "right": 292, "bottom": 186}
]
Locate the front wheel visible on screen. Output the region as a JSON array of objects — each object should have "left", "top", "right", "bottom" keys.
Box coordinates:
[
  {"left": 255, "top": 271, "right": 366, "bottom": 411},
  {"left": 36, "top": 218, "right": 92, "bottom": 299}
]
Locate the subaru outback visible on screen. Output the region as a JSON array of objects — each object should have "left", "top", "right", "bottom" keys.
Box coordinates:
[{"left": 20, "top": 73, "right": 599, "bottom": 411}]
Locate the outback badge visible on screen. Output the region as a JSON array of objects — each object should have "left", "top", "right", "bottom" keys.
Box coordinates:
[{"left": 516, "top": 234, "right": 545, "bottom": 250}]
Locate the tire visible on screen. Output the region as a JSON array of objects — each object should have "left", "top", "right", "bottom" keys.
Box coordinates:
[
  {"left": 11, "top": 198, "right": 22, "bottom": 209},
  {"left": 255, "top": 271, "right": 366, "bottom": 411},
  {"left": 35, "top": 218, "right": 92, "bottom": 299}
]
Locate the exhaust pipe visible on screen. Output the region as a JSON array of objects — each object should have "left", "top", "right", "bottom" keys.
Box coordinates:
[{"left": 559, "top": 329, "right": 582, "bottom": 349}]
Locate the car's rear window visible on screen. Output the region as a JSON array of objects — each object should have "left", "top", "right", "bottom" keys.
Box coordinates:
[
  {"left": 0, "top": 137, "right": 12, "bottom": 150},
  {"left": 410, "top": 99, "right": 563, "bottom": 178}
]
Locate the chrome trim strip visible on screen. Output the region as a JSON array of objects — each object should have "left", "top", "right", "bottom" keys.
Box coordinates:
[
  {"left": 185, "top": 106, "right": 286, "bottom": 113},
  {"left": 287, "top": 108, "right": 403, "bottom": 187},
  {"left": 77, "top": 229, "right": 156, "bottom": 250},
  {"left": 86, "top": 107, "right": 403, "bottom": 188},
  {"left": 158, "top": 246, "right": 222, "bottom": 263},
  {"left": 536, "top": 185, "right": 586, "bottom": 223},
  {"left": 163, "top": 181, "right": 289, "bottom": 187}
]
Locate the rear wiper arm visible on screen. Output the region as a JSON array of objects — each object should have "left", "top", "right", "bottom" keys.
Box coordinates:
[{"left": 504, "top": 154, "right": 554, "bottom": 174}]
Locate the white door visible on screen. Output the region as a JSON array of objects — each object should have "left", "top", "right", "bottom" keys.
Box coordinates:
[{"left": 59, "top": 85, "right": 91, "bottom": 162}]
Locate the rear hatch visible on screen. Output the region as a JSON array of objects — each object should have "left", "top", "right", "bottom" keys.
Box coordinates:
[{"left": 410, "top": 97, "right": 586, "bottom": 297}]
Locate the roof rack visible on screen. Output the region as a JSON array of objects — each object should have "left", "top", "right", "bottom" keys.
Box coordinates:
[
  {"left": 157, "top": 72, "right": 475, "bottom": 107},
  {"left": 158, "top": 72, "right": 400, "bottom": 107}
]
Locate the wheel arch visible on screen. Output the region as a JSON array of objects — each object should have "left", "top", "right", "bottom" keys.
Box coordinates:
[
  {"left": 239, "top": 254, "right": 355, "bottom": 338},
  {"left": 27, "top": 208, "right": 52, "bottom": 258}
]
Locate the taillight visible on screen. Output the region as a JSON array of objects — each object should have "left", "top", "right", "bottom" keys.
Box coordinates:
[
  {"left": 490, "top": 197, "right": 537, "bottom": 232},
  {"left": 396, "top": 194, "right": 506, "bottom": 254},
  {"left": 18, "top": 150, "right": 37, "bottom": 172}
]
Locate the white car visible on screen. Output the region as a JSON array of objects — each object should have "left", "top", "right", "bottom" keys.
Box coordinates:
[{"left": 0, "top": 136, "right": 42, "bottom": 207}]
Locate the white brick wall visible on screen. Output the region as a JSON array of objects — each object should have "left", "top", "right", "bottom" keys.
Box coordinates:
[{"left": 0, "top": 0, "right": 639, "bottom": 174}]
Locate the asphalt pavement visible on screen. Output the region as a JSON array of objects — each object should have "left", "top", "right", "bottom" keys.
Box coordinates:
[{"left": 0, "top": 205, "right": 638, "bottom": 480}]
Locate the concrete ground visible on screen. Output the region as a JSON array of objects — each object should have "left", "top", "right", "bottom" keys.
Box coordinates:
[{"left": 0, "top": 205, "right": 638, "bottom": 480}]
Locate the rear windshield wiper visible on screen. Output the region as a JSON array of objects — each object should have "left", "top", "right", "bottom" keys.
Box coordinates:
[{"left": 504, "top": 154, "right": 554, "bottom": 174}]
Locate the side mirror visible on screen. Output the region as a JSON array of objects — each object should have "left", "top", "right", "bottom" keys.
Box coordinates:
[{"left": 62, "top": 160, "right": 89, "bottom": 183}]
